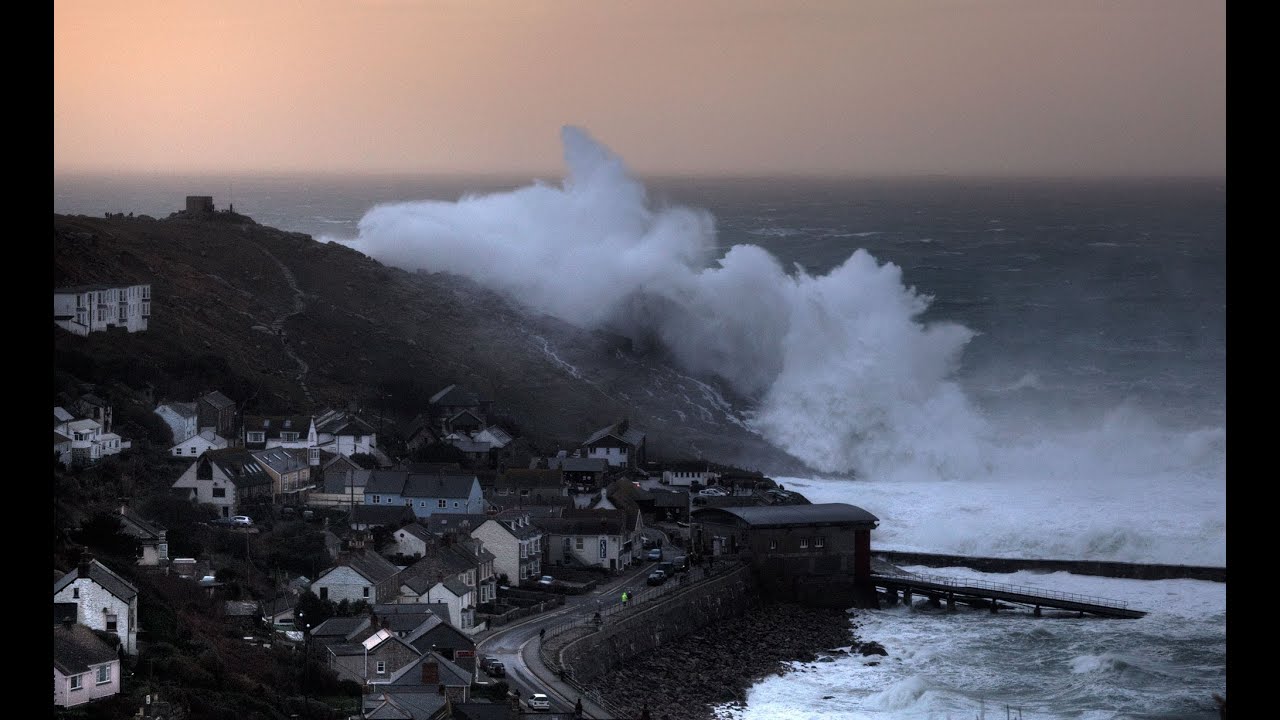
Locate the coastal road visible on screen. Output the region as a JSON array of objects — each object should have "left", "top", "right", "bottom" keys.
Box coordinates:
[{"left": 477, "top": 529, "right": 679, "bottom": 715}]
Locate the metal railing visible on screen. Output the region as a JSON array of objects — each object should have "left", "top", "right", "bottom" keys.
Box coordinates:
[{"left": 875, "top": 570, "right": 1131, "bottom": 610}]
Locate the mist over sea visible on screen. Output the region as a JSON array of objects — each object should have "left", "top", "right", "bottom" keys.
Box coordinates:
[{"left": 54, "top": 133, "right": 1225, "bottom": 716}]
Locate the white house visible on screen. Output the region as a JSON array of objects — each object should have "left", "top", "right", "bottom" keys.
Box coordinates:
[
  {"left": 170, "top": 448, "right": 272, "bottom": 518},
  {"left": 59, "top": 418, "right": 127, "bottom": 466},
  {"left": 660, "top": 461, "right": 721, "bottom": 488},
  {"left": 470, "top": 513, "right": 543, "bottom": 584},
  {"left": 390, "top": 523, "right": 434, "bottom": 559},
  {"left": 53, "top": 557, "right": 139, "bottom": 655},
  {"left": 312, "top": 548, "right": 401, "bottom": 605},
  {"left": 395, "top": 546, "right": 487, "bottom": 634},
  {"left": 538, "top": 509, "right": 635, "bottom": 572},
  {"left": 170, "top": 429, "right": 229, "bottom": 459},
  {"left": 53, "top": 622, "right": 121, "bottom": 707},
  {"left": 581, "top": 419, "right": 647, "bottom": 469},
  {"left": 313, "top": 409, "right": 380, "bottom": 457},
  {"left": 155, "top": 402, "right": 199, "bottom": 444},
  {"left": 54, "top": 283, "right": 151, "bottom": 336}
]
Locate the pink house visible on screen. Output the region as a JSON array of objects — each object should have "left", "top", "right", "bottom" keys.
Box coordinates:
[{"left": 53, "top": 623, "right": 121, "bottom": 707}]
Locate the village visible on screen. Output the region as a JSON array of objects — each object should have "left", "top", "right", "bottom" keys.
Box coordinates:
[{"left": 53, "top": 289, "right": 885, "bottom": 720}]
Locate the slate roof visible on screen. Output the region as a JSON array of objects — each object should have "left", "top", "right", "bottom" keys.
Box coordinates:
[
  {"left": 364, "top": 692, "right": 448, "bottom": 720},
  {"left": 422, "top": 513, "right": 489, "bottom": 536},
  {"left": 54, "top": 560, "right": 138, "bottom": 603},
  {"left": 399, "top": 551, "right": 474, "bottom": 595},
  {"left": 536, "top": 514, "right": 626, "bottom": 537},
  {"left": 117, "top": 506, "right": 165, "bottom": 540},
  {"left": 321, "top": 549, "right": 400, "bottom": 585},
  {"left": 314, "top": 410, "right": 377, "bottom": 436},
  {"left": 487, "top": 495, "right": 571, "bottom": 513},
  {"left": 242, "top": 415, "right": 312, "bottom": 439},
  {"left": 691, "top": 502, "right": 880, "bottom": 528},
  {"left": 487, "top": 512, "right": 544, "bottom": 539},
  {"left": 396, "top": 523, "right": 435, "bottom": 546},
  {"left": 54, "top": 406, "right": 75, "bottom": 423},
  {"left": 251, "top": 447, "right": 309, "bottom": 474},
  {"left": 583, "top": 420, "right": 646, "bottom": 448},
  {"left": 543, "top": 456, "right": 610, "bottom": 473},
  {"left": 348, "top": 504, "right": 416, "bottom": 528},
  {"left": 199, "top": 391, "right": 236, "bottom": 410},
  {"left": 311, "top": 616, "right": 371, "bottom": 640},
  {"left": 402, "top": 473, "right": 478, "bottom": 499},
  {"left": 159, "top": 402, "right": 198, "bottom": 419},
  {"left": 388, "top": 651, "right": 472, "bottom": 688},
  {"left": 497, "top": 468, "right": 563, "bottom": 490},
  {"left": 651, "top": 490, "right": 690, "bottom": 507},
  {"left": 323, "top": 467, "right": 370, "bottom": 494},
  {"left": 202, "top": 448, "right": 273, "bottom": 488},
  {"left": 53, "top": 623, "right": 118, "bottom": 675},
  {"left": 441, "top": 577, "right": 471, "bottom": 597}
]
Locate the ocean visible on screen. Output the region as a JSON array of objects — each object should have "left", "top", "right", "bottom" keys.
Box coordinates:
[{"left": 54, "top": 143, "right": 1226, "bottom": 718}]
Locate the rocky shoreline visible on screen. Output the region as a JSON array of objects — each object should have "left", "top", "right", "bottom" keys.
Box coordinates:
[{"left": 585, "top": 603, "right": 887, "bottom": 720}]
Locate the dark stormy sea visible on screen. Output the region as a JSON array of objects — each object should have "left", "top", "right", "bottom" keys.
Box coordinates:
[{"left": 55, "top": 129, "right": 1225, "bottom": 719}]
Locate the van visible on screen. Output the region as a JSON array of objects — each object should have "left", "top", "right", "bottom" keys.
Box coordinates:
[
  {"left": 658, "top": 561, "right": 674, "bottom": 577},
  {"left": 672, "top": 555, "right": 689, "bottom": 573}
]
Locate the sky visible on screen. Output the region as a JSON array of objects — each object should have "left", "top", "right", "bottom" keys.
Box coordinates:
[{"left": 53, "top": 0, "right": 1224, "bottom": 178}]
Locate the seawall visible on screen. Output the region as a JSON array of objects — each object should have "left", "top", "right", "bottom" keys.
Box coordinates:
[
  {"left": 558, "top": 564, "right": 758, "bottom": 684},
  {"left": 875, "top": 551, "right": 1226, "bottom": 583}
]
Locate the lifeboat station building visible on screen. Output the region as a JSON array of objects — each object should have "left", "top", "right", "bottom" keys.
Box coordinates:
[{"left": 691, "top": 503, "right": 880, "bottom": 608}]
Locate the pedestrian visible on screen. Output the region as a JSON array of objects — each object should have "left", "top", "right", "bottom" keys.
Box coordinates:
[{"left": 539, "top": 627, "right": 546, "bottom": 642}]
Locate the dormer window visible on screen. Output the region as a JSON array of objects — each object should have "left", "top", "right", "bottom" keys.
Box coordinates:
[
  {"left": 247, "top": 431, "right": 265, "bottom": 443},
  {"left": 280, "top": 432, "right": 299, "bottom": 442}
]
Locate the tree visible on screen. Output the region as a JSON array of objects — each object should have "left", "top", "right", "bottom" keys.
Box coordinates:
[{"left": 72, "top": 512, "right": 140, "bottom": 559}]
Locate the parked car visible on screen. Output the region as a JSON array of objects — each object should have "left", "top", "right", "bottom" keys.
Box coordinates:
[
  {"left": 646, "top": 548, "right": 662, "bottom": 561},
  {"left": 698, "top": 488, "right": 727, "bottom": 496},
  {"left": 647, "top": 569, "right": 667, "bottom": 586},
  {"left": 481, "top": 658, "right": 506, "bottom": 677},
  {"left": 209, "top": 517, "right": 237, "bottom": 527},
  {"left": 527, "top": 693, "right": 552, "bottom": 711},
  {"left": 536, "top": 575, "right": 555, "bottom": 587},
  {"left": 231, "top": 515, "right": 254, "bottom": 527}
]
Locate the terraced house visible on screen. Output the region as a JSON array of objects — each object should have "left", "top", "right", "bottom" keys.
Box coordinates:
[
  {"left": 470, "top": 511, "right": 543, "bottom": 584},
  {"left": 363, "top": 470, "right": 484, "bottom": 520}
]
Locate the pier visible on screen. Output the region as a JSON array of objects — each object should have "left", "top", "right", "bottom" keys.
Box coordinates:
[{"left": 870, "top": 562, "right": 1146, "bottom": 619}]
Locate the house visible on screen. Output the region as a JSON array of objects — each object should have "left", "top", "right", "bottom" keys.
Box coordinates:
[
  {"left": 116, "top": 504, "right": 168, "bottom": 566},
  {"left": 690, "top": 503, "right": 881, "bottom": 607},
  {"left": 359, "top": 691, "right": 450, "bottom": 720},
  {"left": 154, "top": 402, "right": 199, "bottom": 444},
  {"left": 581, "top": 419, "right": 646, "bottom": 469},
  {"left": 395, "top": 542, "right": 493, "bottom": 634},
  {"left": 170, "top": 429, "right": 229, "bottom": 458},
  {"left": 444, "top": 434, "right": 490, "bottom": 464},
  {"left": 370, "top": 604, "right": 478, "bottom": 664},
  {"left": 427, "top": 385, "right": 492, "bottom": 434},
  {"left": 309, "top": 616, "right": 373, "bottom": 647},
  {"left": 59, "top": 418, "right": 127, "bottom": 466},
  {"left": 196, "top": 391, "right": 237, "bottom": 438},
  {"left": 541, "top": 455, "right": 611, "bottom": 490},
  {"left": 660, "top": 460, "right": 721, "bottom": 488},
  {"left": 469, "top": 512, "right": 543, "bottom": 585},
  {"left": 385, "top": 651, "right": 473, "bottom": 703},
  {"left": 53, "top": 283, "right": 151, "bottom": 336},
  {"left": 348, "top": 504, "right": 417, "bottom": 532},
  {"left": 312, "top": 547, "right": 402, "bottom": 604},
  {"left": 363, "top": 471, "right": 485, "bottom": 520},
  {"left": 243, "top": 414, "right": 317, "bottom": 453},
  {"left": 53, "top": 556, "right": 139, "bottom": 655},
  {"left": 313, "top": 409, "right": 381, "bottom": 458},
  {"left": 251, "top": 447, "right": 315, "bottom": 503},
  {"left": 650, "top": 488, "right": 691, "bottom": 523},
  {"left": 490, "top": 468, "right": 564, "bottom": 501},
  {"left": 327, "top": 628, "right": 421, "bottom": 686},
  {"left": 538, "top": 509, "right": 634, "bottom": 572},
  {"left": 53, "top": 622, "right": 121, "bottom": 707},
  {"left": 308, "top": 460, "right": 370, "bottom": 509},
  {"left": 259, "top": 596, "right": 296, "bottom": 627},
  {"left": 171, "top": 447, "right": 273, "bottom": 518},
  {"left": 390, "top": 523, "right": 435, "bottom": 559}
]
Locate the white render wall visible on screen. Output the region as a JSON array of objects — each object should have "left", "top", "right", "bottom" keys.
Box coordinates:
[
  {"left": 312, "top": 565, "right": 375, "bottom": 605},
  {"left": 53, "top": 285, "right": 151, "bottom": 335},
  {"left": 470, "top": 521, "right": 520, "bottom": 585},
  {"left": 171, "top": 432, "right": 227, "bottom": 458},
  {"left": 586, "top": 446, "right": 629, "bottom": 467},
  {"left": 170, "top": 463, "right": 239, "bottom": 517},
  {"left": 53, "top": 661, "right": 120, "bottom": 707},
  {"left": 53, "top": 580, "right": 137, "bottom": 655},
  {"left": 155, "top": 406, "right": 198, "bottom": 444}
]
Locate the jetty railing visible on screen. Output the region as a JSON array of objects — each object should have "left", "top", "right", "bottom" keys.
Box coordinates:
[{"left": 883, "top": 570, "right": 1133, "bottom": 611}]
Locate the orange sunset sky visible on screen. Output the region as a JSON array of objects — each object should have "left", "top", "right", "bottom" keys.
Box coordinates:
[{"left": 54, "top": 0, "right": 1224, "bottom": 177}]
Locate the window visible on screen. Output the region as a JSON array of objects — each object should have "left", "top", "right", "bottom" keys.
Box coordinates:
[
  {"left": 106, "top": 614, "right": 118, "bottom": 632},
  {"left": 405, "top": 498, "right": 412, "bottom": 506},
  {"left": 799, "top": 538, "right": 809, "bottom": 549},
  {"left": 376, "top": 661, "right": 386, "bottom": 674},
  {"left": 453, "top": 501, "right": 459, "bottom": 508},
  {"left": 575, "top": 538, "right": 584, "bottom": 550},
  {"left": 438, "top": 499, "right": 447, "bottom": 508},
  {"left": 247, "top": 432, "right": 265, "bottom": 443},
  {"left": 419, "top": 501, "right": 425, "bottom": 507},
  {"left": 212, "top": 487, "right": 226, "bottom": 498},
  {"left": 72, "top": 587, "right": 79, "bottom": 599},
  {"left": 319, "top": 587, "right": 328, "bottom": 601},
  {"left": 372, "top": 495, "right": 380, "bottom": 504},
  {"left": 769, "top": 539, "right": 778, "bottom": 551},
  {"left": 69, "top": 674, "right": 82, "bottom": 690},
  {"left": 815, "top": 536, "right": 825, "bottom": 548},
  {"left": 96, "top": 665, "right": 111, "bottom": 684},
  {"left": 363, "top": 587, "right": 370, "bottom": 598}
]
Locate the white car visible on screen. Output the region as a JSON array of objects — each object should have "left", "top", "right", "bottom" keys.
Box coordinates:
[
  {"left": 230, "top": 515, "right": 254, "bottom": 526},
  {"left": 527, "top": 693, "right": 552, "bottom": 711}
]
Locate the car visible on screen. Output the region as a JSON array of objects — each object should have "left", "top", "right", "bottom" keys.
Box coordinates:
[
  {"left": 481, "top": 658, "right": 506, "bottom": 677},
  {"left": 646, "top": 569, "right": 667, "bottom": 586},
  {"left": 209, "top": 517, "right": 237, "bottom": 527},
  {"left": 699, "top": 487, "right": 727, "bottom": 496},
  {"left": 230, "top": 515, "right": 254, "bottom": 527},
  {"left": 646, "top": 548, "right": 662, "bottom": 561},
  {"left": 672, "top": 555, "right": 689, "bottom": 573},
  {"left": 536, "top": 575, "right": 555, "bottom": 587},
  {"left": 527, "top": 693, "right": 552, "bottom": 711}
]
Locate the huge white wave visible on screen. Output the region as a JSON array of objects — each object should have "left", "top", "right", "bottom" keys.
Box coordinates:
[{"left": 342, "top": 125, "right": 1225, "bottom": 523}]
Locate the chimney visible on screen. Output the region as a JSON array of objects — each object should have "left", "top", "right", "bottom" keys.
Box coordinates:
[{"left": 78, "top": 554, "right": 94, "bottom": 578}]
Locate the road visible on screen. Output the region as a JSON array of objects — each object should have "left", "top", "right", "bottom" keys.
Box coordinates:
[{"left": 477, "top": 526, "right": 678, "bottom": 715}]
